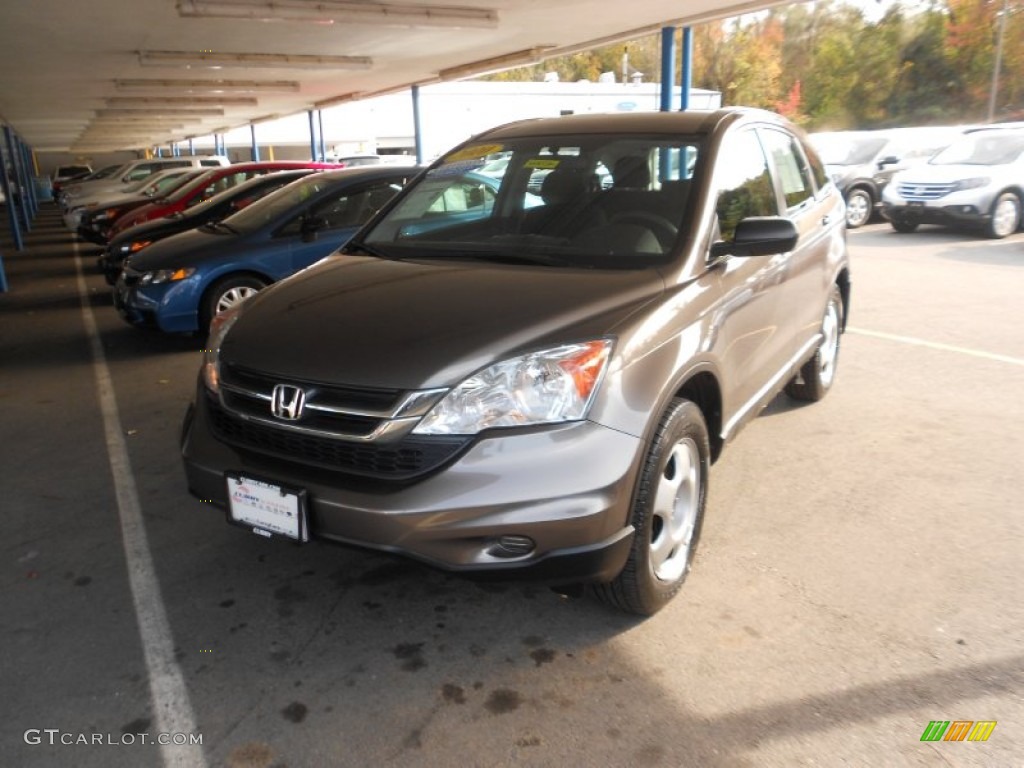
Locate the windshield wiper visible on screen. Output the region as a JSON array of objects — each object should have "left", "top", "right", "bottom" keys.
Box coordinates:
[
  {"left": 200, "top": 220, "right": 238, "bottom": 235},
  {"left": 409, "top": 249, "right": 575, "bottom": 267}
]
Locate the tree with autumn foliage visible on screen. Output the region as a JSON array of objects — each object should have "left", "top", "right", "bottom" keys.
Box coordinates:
[{"left": 485, "top": 0, "right": 1024, "bottom": 129}]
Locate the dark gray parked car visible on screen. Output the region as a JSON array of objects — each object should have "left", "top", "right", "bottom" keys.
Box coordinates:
[{"left": 182, "top": 109, "right": 850, "bottom": 615}]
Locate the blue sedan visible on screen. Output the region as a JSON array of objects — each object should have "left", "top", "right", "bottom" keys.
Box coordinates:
[{"left": 113, "top": 166, "right": 418, "bottom": 335}]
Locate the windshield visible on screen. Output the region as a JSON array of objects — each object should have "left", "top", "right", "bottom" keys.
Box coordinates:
[
  {"left": 359, "top": 134, "right": 700, "bottom": 269},
  {"left": 220, "top": 173, "right": 333, "bottom": 234},
  {"left": 187, "top": 170, "right": 311, "bottom": 218},
  {"left": 815, "top": 135, "right": 889, "bottom": 166},
  {"left": 164, "top": 169, "right": 219, "bottom": 203},
  {"left": 930, "top": 131, "right": 1024, "bottom": 166}
]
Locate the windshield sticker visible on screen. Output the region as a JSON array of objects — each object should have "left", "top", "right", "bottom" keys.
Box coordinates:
[
  {"left": 443, "top": 143, "right": 504, "bottom": 163},
  {"left": 525, "top": 158, "right": 561, "bottom": 170},
  {"left": 430, "top": 159, "right": 488, "bottom": 177}
]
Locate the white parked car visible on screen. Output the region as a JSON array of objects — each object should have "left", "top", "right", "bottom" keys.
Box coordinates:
[{"left": 882, "top": 127, "right": 1024, "bottom": 238}]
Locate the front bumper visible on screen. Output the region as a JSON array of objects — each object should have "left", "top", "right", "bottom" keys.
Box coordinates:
[
  {"left": 181, "top": 390, "right": 644, "bottom": 583},
  {"left": 882, "top": 187, "right": 997, "bottom": 228},
  {"left": 113, "top": 272, "right": 200, "bottom": 333}
]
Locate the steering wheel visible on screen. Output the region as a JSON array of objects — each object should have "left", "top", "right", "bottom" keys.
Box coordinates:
[{"left": 611, "top": 211, "right": 679, "bottom": 249}]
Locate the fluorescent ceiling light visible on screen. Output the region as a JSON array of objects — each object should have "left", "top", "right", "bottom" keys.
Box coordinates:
[
  {"left": 96, "top": 108, "right": 225, "bottom": 117},
  {"left": 106, "top": 96, "right": 258, "bottom": 107},
  {"left": 115, "top": 78, "right": 301, "bottom": 93},
  {"left": 313, "top": 92, "right": 362, "bottom": 109},
  {"left": 176, "top": 0, "right": 498, "bottom": 28},
  {"left": 439, "top": 47, "right": 554, "bottom": 80},
  {"left": 138, "top": 50, "right": 372, "bottom": 70}
]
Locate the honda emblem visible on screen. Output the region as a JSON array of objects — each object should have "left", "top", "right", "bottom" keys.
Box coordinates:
[{"left": 271, "top": 384, "right": 306, "bottom": 421}]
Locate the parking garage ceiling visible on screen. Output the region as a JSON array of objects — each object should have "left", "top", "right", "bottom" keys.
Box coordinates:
[{"left": 0, "top": 0, "right": 788, "bottom": 154}]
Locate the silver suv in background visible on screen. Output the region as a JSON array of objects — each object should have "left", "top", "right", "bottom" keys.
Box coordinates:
[
  {"left": 812, "top": 127, "right": 963, "bottom": 228},
  {"left": 882, "top": 127, "right": 1024, "bottom": 238}
]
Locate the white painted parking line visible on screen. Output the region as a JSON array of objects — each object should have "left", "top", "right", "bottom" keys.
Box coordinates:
[
  {"left": 73, "top": 249, "right": 206, "bottom": 768},
  {"left": 847, "top": 327, "right": 1024, "bottom": 367}
]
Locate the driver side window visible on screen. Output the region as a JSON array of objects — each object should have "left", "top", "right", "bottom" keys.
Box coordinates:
[{"left": 714, "top": 130, "right": 778, "bottom": 241}]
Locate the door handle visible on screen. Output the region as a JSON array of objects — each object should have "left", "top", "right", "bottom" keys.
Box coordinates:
[{"left": 822, "top": 215, "right": 831, "bottom": 226}]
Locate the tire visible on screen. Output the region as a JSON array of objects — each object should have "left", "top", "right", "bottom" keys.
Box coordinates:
[
  {"left": 786, "top": 284, "right": 844, "bottom": 402},
  {"left": 890, "top": 219, "right": 919, "bottom": 233},
  {"left": 986, "top": 192, "right": 1021, "bottom": 239},
  {"left": 593, "top": 398, "right": 709, "bottom": 616},
  {"left": 844, "top": 188, "right": 873, "bottom": 228},
  {"left": 200, "top": 274, "right": 267, "bottom": 334}
]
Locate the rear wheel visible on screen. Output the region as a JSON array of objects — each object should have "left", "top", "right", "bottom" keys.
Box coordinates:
[
  {"left": 593, "top": 398, "right": 709, "bottom": 616},
  {"left": 200, "top": 275, "right": 267, "bottom": 335},
  {"left": 986, "top": 192, "right": 1021, "bottom": 239},
  {"left": 845, "top": 188, "right": 873, "bottom": 228},
  {"left": 786, "top": 284, "right": 843, "bottom": 402}
]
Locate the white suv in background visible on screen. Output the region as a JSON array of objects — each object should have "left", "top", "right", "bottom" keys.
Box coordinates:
[{"left": 882, "top": 126, "right": 1024, "bottom": 238}]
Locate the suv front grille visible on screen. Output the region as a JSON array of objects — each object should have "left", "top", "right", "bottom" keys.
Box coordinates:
[
  {"left": 207, "top": 398, "right": 469, "bottom": 480},
  {"left": 209, "top": 363, "right": 459, "bottom": 480},
  {"left": 897, "top": 181, "right": 956, "bottom": 201}
]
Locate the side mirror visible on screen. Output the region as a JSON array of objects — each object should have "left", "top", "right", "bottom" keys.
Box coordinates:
[
  {"left": 710, "top": 217, "right": 799, "bottom": 259},
  {"left": 300, "top": 215, "right": 328, "bottom": 242},
  {"left": 877, "top": 155, "right": 900, "bottom": 168}
]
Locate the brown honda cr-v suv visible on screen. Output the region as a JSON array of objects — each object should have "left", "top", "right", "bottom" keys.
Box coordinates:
[{"left": 182, "top": 108, "right": 850, "bottom": 615}]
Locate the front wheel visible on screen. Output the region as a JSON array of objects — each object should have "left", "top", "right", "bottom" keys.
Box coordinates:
[
  {"left": 986, "top": 192, "right": 1021, "bottom": 239},
  {"left": 786, "top": 284, "right": 844, "bottom": 402},
  {"left": 844, "top": 188, "right": 873, "bottom": 228},
  {"left": 593, "top": 398, "right": 709, "bottom": 616},
  {"left": 200, "top": 275, "right": 268, "bottom": 335}
]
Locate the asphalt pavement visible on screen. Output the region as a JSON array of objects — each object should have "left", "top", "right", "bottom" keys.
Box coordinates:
[{"left": 1, "top": 208, "right": 1021, "bottom": 768}]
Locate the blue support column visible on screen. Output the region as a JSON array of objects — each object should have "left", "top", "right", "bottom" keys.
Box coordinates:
[
  {"left": 6, "top": 128, "right": 31, "bottom": 232},
  {"left": 19, "top": 140, "right": 38, "bottom": 218},
  {"left": 0, "top": 128, "right": 24, "bottom": 252},
  {"left": 680, "top": 27, "right": 693, "bottom": 111},
  {"left": 318, "top": 110, "right": 326, "bottom": 161},
  {"left": 660, "top": 27, "right": 676, "bottom": 112},
  {"left": 308, "top": 110, "right": 318, "bottom": 161},
  {"left": 250, "top": 125, "right": 260, "bottom": 162},
  {"left": 412, "top": 85, "right": 424, "bottom": 165},
  {"left": 156, "top": 146, "right": 164, "bottom": 158},
  {"left": 188, "top": 138, "right": 195, "bottom": 155}
]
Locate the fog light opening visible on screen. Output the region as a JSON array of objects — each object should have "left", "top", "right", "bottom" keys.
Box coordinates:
[{"left": 489, "top": 535, "right": 536, "bottom": 558}]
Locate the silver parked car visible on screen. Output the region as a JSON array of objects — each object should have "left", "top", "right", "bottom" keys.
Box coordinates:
[
  {"left": 882, "top": 127, "right": 1024, "bottom": 238},
  {"left": 182, "top": 109, "right": 850, "bottom": 616}
]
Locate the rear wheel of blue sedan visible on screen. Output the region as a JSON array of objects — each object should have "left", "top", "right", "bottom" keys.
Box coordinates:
[
  {"left": 201, "top": 275, "right": 268, "bottom": 335},
  {"left": 594, "top": 398, "right": 709, "bottom": 616}
]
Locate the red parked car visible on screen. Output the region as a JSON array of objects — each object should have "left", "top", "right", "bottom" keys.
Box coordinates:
[{"left": 107, "top": 161, "right": 337, "bottom": 241}]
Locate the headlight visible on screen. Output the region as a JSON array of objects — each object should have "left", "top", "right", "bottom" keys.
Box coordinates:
[
  {"left": 413, "top": 339, "right": 613, "bottom": 436},
  {"left": 117, "top": 240, "right": 152, "bottom": 255},
  {"left": 202, "top": 306, "right": 242, "bottom": 393},
  {"left": 953, "top": 177, "right": 990, "bottom": 191},
  {"left": 95, "top": 207, "right": 120, "bottom": 221},
  {"left": 139, "top": 267, "right": 195, "bottom": 285}
]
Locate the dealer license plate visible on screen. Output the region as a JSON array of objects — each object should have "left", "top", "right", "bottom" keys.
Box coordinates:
[{"left": 226, "top": 474, "right": 308, "bottom": 542}]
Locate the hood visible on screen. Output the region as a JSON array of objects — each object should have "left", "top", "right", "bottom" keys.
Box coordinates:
[
  {"left": 893, "top": 163, "right": 997, "bottom": 184},
  {"left": 109, "top": 210, "right": 197, "bottom": 249},
  {"left": 127, "top": 227, "right": 233, "bottom": 271},
  {"left": 117, "top": 201, "right": 168, "bottom": 229},
  {"left": 222, "top": 255, "right": 665, "bottom": 390}
]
